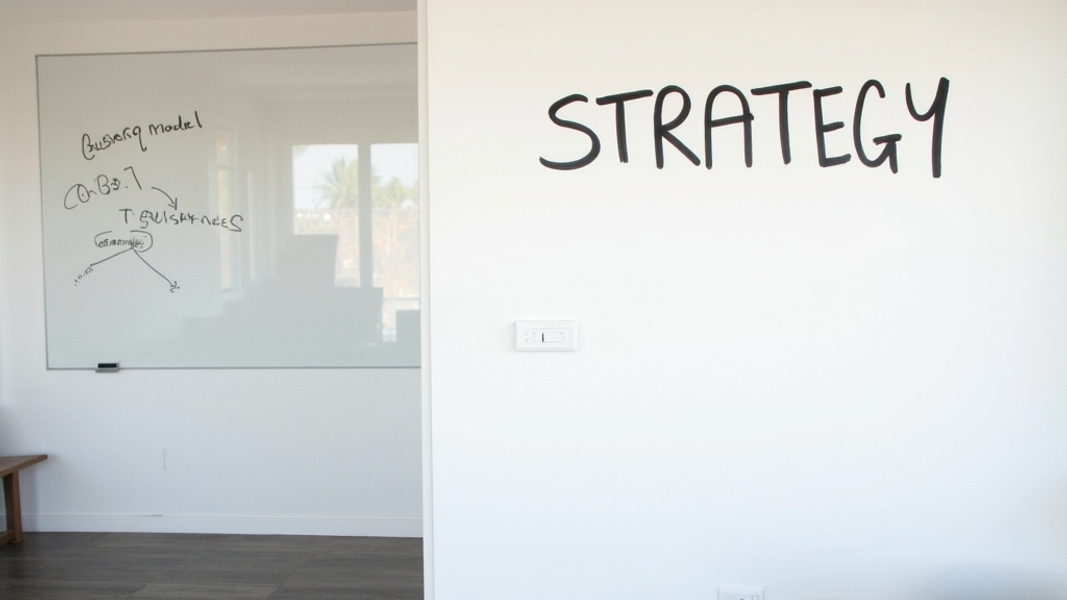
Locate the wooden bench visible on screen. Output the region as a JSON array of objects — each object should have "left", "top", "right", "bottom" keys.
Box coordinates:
[{"left": 1, "top": 455, "right": 48, "bottom": 546}]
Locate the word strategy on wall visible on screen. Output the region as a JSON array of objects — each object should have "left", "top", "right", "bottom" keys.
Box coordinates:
[{"left": 540, "top": 77, "right": 950, "bottom": 177}]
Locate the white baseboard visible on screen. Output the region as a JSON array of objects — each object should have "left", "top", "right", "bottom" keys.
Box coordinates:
[{"left": 23, "top": 513, "right": 422, "bottom": 538}]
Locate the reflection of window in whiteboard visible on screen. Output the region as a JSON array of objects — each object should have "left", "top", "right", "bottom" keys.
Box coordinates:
[
  {"left": 217, "top": 128, "right": 237, "bottom": 291},
  {"left": 292, "top": 143, "right": 419, "bottom": 341},
  {"left": 293, "top": 144, "right": 361, "bottom": 285},
  {"left": 372, "top": 143, "right": 419, "bottom": 342}
]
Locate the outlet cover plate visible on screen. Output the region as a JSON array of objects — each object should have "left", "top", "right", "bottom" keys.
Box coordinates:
[
  {"left": 515, "top": 320, "right": 578, "bottom": 351},
  {"left": 718, "top": 586, "right": 765, "bottom": 600}
]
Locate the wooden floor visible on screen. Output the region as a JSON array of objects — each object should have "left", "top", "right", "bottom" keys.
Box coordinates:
[{"left": 0, "top": 532, "right": 423, "bottom": 600}]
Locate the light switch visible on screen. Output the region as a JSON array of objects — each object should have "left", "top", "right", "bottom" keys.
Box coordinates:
[{"left": 515, "top": 320, "right": 578, "bottom": 351}]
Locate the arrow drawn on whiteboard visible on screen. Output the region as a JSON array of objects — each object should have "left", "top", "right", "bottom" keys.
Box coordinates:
[
  {"left": 132, "top": 248, "right": 180, "bottom": 292},
  {"left": 77, "top": 229, "right": 179, "bottom": 292},
  {"left": 153, "top": 186, "right": 178, "bottom": 210},
  {"left": 90, "top": 246, "right": 136, "bottom": 268}
]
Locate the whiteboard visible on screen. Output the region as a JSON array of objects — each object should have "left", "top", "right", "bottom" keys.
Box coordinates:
[{"left": 38, "top": 45, "right": 420, "bottom": 369}]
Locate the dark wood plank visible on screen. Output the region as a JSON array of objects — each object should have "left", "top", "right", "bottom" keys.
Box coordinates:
[
  {"left": 132, "top": 582, "right": 278, "bottom": 599},
  {"left": 0, "top": 532, "right": 424, "bottom": 600},
  {"left": 0, "top": 579, "right": 148, "bottom": 600}
]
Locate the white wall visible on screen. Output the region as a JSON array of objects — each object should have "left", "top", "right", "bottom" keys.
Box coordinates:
[
  {"left": 0, "top": 6, "right": 422, "bottom": 537},
  {"left": 425, "top": 1, "right": 1067, "bottom": 599}
]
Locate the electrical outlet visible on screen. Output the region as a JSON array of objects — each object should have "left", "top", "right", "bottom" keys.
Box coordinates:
[{"left": 718, "top": 586, "right": 765, "bottom": 600}]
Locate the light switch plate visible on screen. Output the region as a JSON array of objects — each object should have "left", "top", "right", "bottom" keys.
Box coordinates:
[{"left": 515, "top": 320, "right": 578, "bottom": 351}]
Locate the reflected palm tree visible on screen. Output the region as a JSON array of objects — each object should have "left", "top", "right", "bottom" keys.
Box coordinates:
[
  {"left": 313, "top": 155, "right": 417, "bottom": 210},
  {"left": 314, "top": 156, "right": 360, "bottom": 209}
]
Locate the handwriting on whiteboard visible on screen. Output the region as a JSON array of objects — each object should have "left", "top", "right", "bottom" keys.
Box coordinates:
[
  {"left": 81, "top": 111, "right": 203, "bottom": 160},
  {"left": 62, "top": 110, "right": 243, "bottom": 292}
]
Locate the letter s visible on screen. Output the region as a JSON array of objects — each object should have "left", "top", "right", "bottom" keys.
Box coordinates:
[{"left": 539, "top": 94, "right": 601, "bottom": 170}]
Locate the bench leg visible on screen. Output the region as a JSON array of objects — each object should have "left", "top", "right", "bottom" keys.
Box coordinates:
[{"left": 2, "top": 471, "right": 23, "bottom": 545}]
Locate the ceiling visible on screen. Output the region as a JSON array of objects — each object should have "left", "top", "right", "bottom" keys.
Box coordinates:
[{"left": 3, "top": 0, "right": 416, "bottom": 24}]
